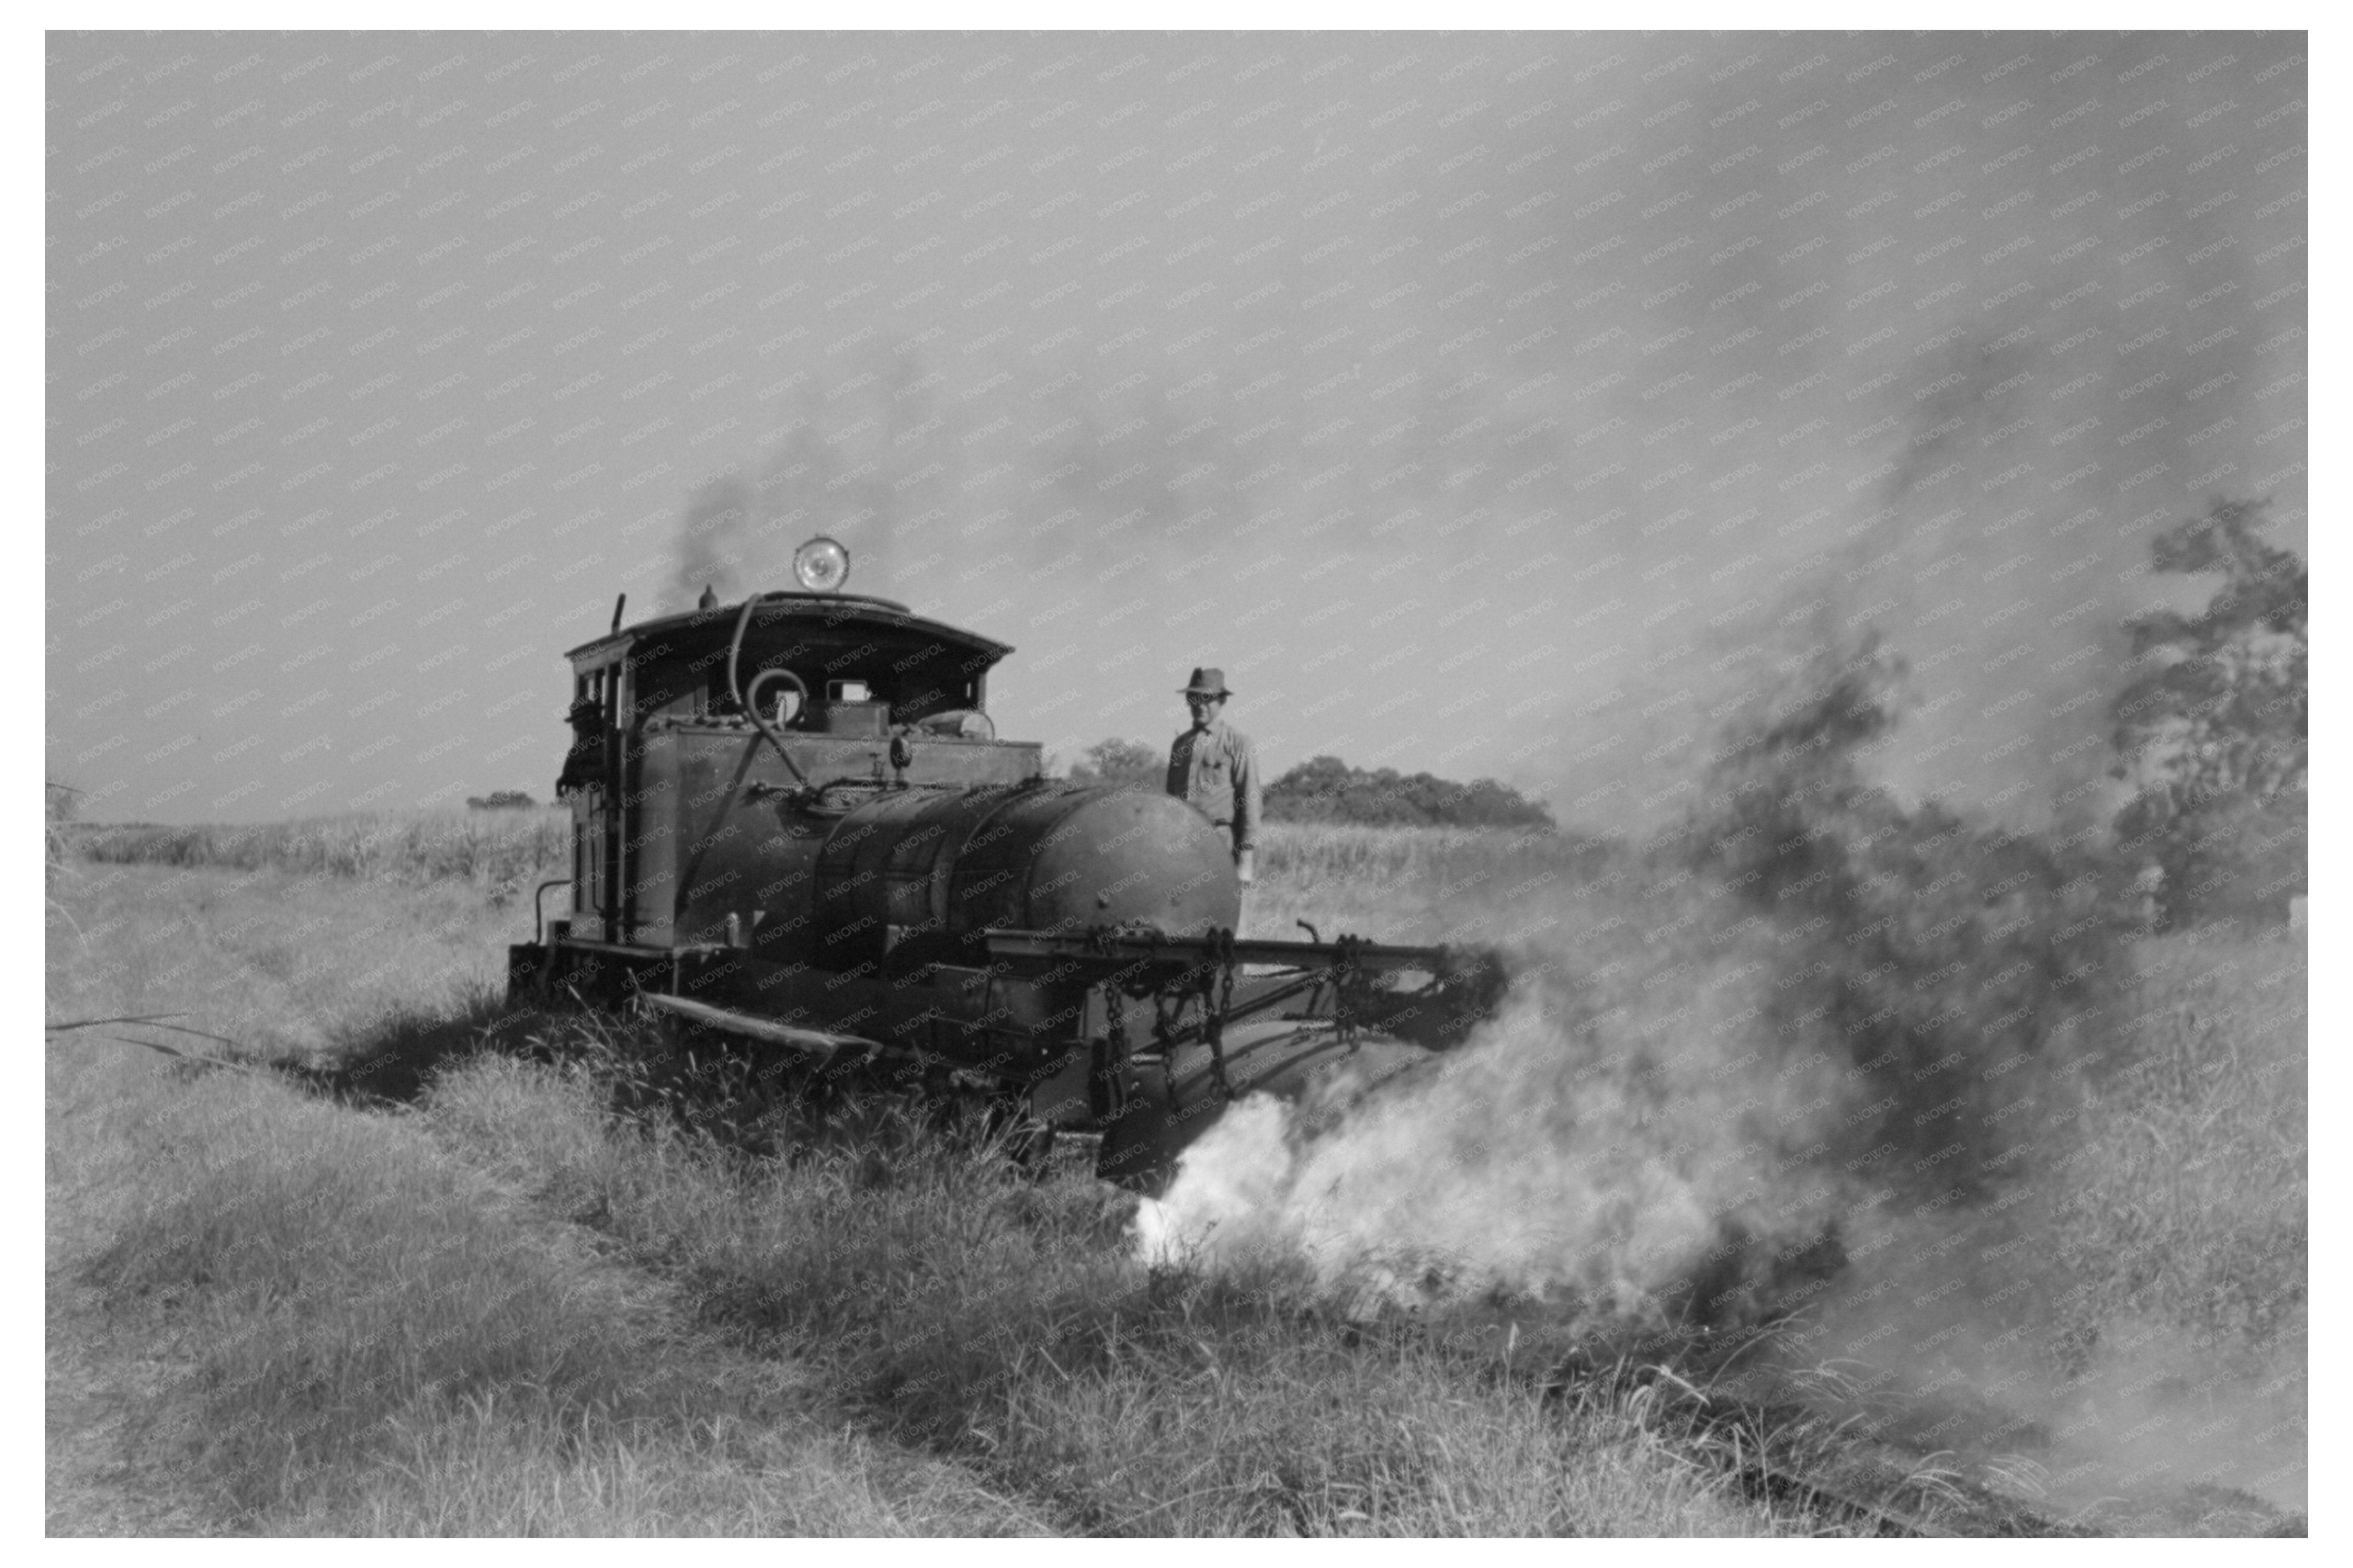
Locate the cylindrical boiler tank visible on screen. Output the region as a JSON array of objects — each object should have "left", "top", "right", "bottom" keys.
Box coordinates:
[{"left": 806, "top": 781, "right": 1239, "bottom": 970}]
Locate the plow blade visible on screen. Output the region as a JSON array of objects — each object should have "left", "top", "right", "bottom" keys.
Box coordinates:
[
  {"left": 980, "top": 928, "right": 1484, "bottom": 970},
  {"left": 981, "top": 925, "right": 1510, "bottom": 1054}
]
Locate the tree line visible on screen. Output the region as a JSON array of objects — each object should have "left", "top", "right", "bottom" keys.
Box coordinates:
[{"left": 1061, "top": 741, "right": 1556, "bottom": 830}]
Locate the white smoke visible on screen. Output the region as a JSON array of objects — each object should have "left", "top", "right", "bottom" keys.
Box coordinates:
[{"left": 1133, "top": 915, "right": 1858, "bottom": 1321}]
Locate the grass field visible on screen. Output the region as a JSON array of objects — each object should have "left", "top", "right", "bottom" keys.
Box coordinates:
[
  {"left": 66, "top": 807, "right": 1593, "bottom": 923},
  {"left": 46, "top": 861, "right": 1052, "bottom": 1535},
  {"left": 71, "top": 806, "right": 570, "bottom": 890},
  {"left": 47, "top": 813, "right": 2305, "bottom": 1535}
]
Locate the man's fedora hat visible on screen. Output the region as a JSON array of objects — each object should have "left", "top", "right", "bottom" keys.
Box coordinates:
[{"left": 1180, "top": 667, "right": 1233, "bottom": 697}]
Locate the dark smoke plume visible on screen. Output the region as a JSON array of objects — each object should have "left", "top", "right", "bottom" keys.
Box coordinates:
[{"left": 1140, "top": 637, "right": 2122, "bottom": 1324}]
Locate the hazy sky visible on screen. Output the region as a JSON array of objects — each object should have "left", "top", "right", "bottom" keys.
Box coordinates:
[{"left": 47, "top": 30, "right": 2306, "bottom": 828}]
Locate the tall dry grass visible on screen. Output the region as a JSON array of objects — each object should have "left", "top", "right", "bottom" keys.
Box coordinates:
[
  {"left": 49, "top": 1034, "right": 1049, "bottom": 1535},
  {"left": 73, "top": 806, "right": 569, "bottom": 889},
  {"left": 65, "top": 806, "right": 1604, "bottom": 940},
  {"left": 415, "top": 1041, "right": 1814, "bottom": 1536},
  {"left": 1247, "top": 820, "right": 1616, "bottom": 944},
  {"left": 2051, "top": 921, "right": 2306, "bottom": 1347},
  {"left": 46, "top": 865, "right": 1047, "bottom": 1536}
]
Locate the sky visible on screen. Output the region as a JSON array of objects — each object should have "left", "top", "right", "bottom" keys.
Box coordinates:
[{"left": 46, "top": 30, "right": 2307, "bottom": 830}]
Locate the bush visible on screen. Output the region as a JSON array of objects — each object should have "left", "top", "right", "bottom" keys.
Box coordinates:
[
  {"left": 2108, "top": 499, "right": 2306, "bottom": 928},
  {"left": 1062, "top": 738, "right": 1164, "bottom": 789}
]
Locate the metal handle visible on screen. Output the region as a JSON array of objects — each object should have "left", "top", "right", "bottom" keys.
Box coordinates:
[{"left": 533, "top": 879, "right": 574, "bottom": 944}]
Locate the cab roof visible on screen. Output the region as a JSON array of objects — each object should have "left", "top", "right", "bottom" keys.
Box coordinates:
[{"left": 564, "top": 591, "right": 1015, "bottom": 669}]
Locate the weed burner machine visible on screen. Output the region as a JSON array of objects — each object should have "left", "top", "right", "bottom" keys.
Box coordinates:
[{"left": 508, "top": 537, "right": 1507, "bottom": 1190}]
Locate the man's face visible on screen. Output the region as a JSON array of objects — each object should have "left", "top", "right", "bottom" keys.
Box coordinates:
[{"left": 1186, "top": 694, "right": 1223, "bottom": 729}]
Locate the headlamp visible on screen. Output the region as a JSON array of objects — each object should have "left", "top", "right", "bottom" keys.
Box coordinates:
[{"left": 791, "top": 536, "right": 851, "bottom": 593}]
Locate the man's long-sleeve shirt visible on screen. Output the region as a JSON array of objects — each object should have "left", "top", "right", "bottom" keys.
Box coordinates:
[{"left": 1167, "top": 718, "right": 1261, "bottom": 852}]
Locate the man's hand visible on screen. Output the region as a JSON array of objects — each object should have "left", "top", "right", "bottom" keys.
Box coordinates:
[{"left": 1234, "top": 847, "right": 1255, "bottom": 886}]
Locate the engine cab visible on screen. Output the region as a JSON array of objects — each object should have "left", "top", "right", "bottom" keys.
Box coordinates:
[{"left": 556, "top": 539, "right": 1047, "bottom": 952}]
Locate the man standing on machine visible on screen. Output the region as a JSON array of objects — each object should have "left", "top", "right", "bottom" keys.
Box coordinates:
[{"left": 1167, "top": 666, "right": 1261, "bottom": 899}]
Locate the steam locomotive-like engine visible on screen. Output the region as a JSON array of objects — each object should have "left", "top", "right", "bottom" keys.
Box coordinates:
[{"left": 509, "top": 537, "right": 1506, "bottom": 1190}]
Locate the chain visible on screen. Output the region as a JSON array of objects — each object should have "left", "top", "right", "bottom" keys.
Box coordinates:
[
  {"left": 1331, "top": 934, "right": 1362, "bottom": 1051},
  {"left": 1097, "top": 983, "right": 1129, "bottom": 1120},
  {"left": 1203, "top": 925, "right": 1237, "bottom": 1100}
]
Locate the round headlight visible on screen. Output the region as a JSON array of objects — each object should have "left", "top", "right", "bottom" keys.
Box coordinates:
[{"left": 791, "top": 536, "right": 851, "bottom": 593}]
